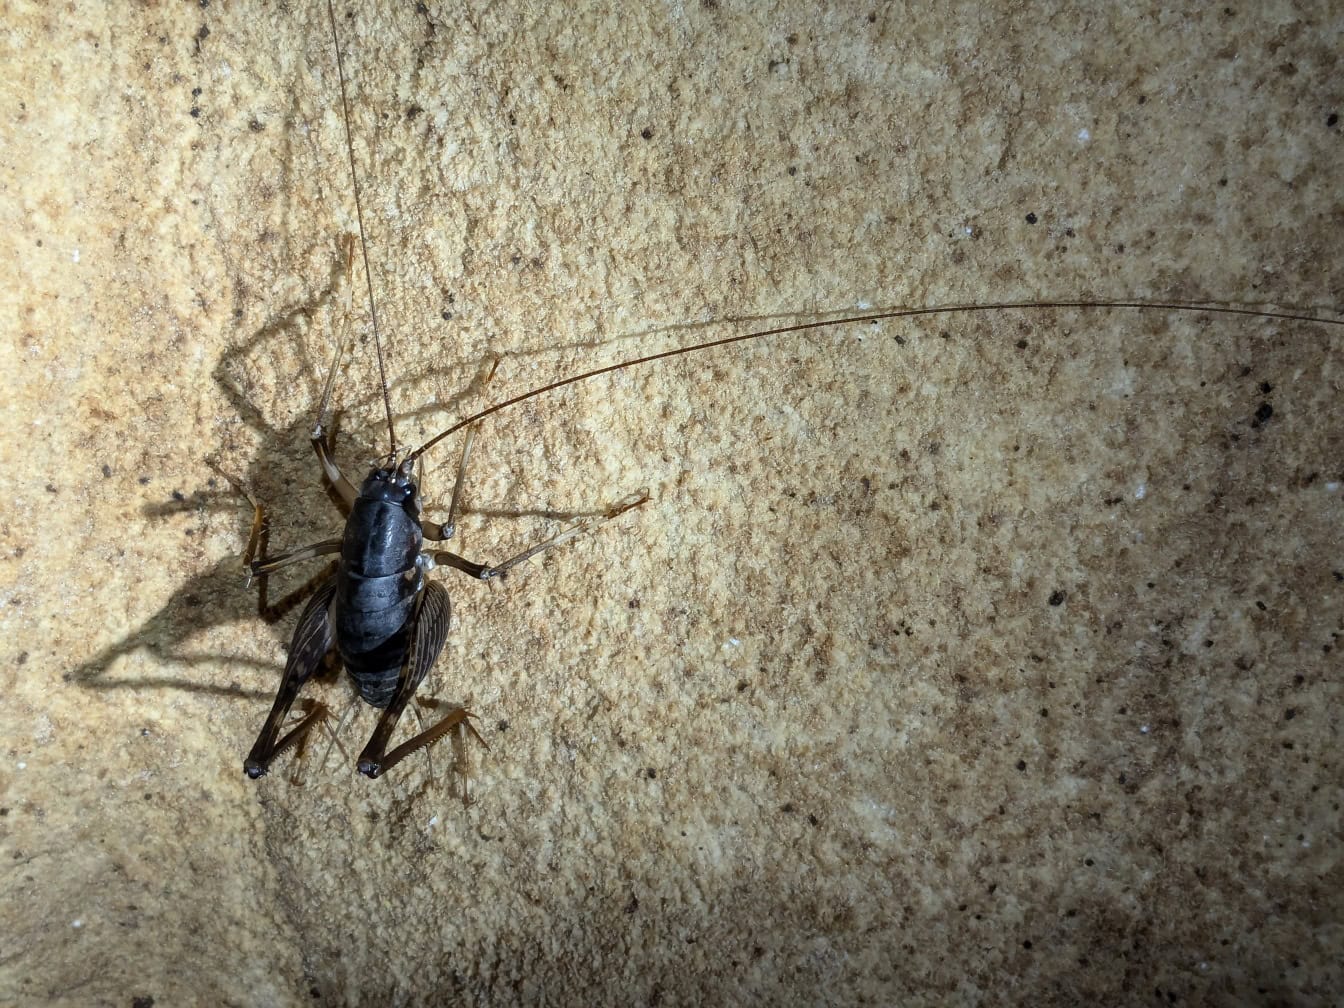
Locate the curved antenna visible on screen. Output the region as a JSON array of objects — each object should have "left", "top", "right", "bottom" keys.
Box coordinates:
[
  {"left": 326, "top": 0, "right": 398, "bottom": 460},
  {"left": 404, "top": 300, "right": 1342, "bottom": 464}
]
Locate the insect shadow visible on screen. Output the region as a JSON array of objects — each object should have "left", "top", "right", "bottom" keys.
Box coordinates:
[
  {"left": 62, "top": 243, "right": 737, "bottom": 706},
  {"left": 62, "top": 265, "right": 409, "bottom": 697}
]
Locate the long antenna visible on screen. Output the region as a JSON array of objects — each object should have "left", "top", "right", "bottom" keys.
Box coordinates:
[
  {"left": 326, "top": 0, "right": 398, "bottom": 460},
  {"left": 405, "top": 300, "right": 1342, "bottom": 464}
]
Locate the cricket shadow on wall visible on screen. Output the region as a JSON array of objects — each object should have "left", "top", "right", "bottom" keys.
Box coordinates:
[
  {"left": 64, "top": 256, "right": 501, "bottom": 699},
  {"left": 63, "top": 246, "right": 735, "bottom": 701}
]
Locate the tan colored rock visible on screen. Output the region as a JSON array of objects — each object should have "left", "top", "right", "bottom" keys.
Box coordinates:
[{"left": 2, "top": 2, "right": 1340, "bottom": 1004}]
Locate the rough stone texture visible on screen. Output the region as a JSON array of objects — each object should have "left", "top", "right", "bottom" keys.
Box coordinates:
[{"left": 2, "top": 2, "right": 1341, "bottom": 1006}]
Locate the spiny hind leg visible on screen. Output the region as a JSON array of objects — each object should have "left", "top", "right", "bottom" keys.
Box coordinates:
[
  {"left": 356, "top": 582, "right": 486, "bottom": 781},
  {"left": 361, "top": 693, "right": 486, "bottom": 789},
  {"left": 282, "top": 699, "right": 334, "bottom": 788},
  {"left": 412, "top": 697, "right": 488, "bottom": 805}
]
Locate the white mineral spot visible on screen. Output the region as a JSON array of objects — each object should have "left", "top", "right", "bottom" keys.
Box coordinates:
[{"left": 1134, "top": 484, "right": 1147, "bottom": 500}]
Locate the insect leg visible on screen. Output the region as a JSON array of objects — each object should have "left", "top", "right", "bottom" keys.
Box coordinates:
[
  {"left": 244, "top": 577, "right": 338, "bottom": 779},
  {"left": 211, "top": 460, "right": 336, "bottom": 622},
  {"left": 419, "top": 424, "right": 477, "bottom": 543},
  {"left": 241, "top": 501, "right": 337, "bottom": 618},
  {"left": 309, "top": 235, "right": 359, "bottom": 507},
  {"left": 313, "top": 692, "right": 360, "bottom": 775},
  {"left": 284, "top": 698, "right": 331, "bottom": 788},
  {"left": 241, "top": 489, "right": 268, "bottom": 572},
  {"left": 371, "top": 706, "right": 486, "bottom": 786},
  {"left": 248, "top": 537, "right": 343, "bottom": 580},
  {"left": 410, "top": 701, "right": 436, "bottom": 781},
  {"left": 420, "top": 357, "right": 500, "bottom": 542},
  {"left": 432, "top": 489, "right": 650, "bottom": 581},
  {"left": 441, "top": 422, "right": 478, "bottom": 540},
  {"left": 414, "top": 698, "right": 482, "bottom": 805},
  {"left": 310, "top": 421, "right": 358, "bottom": 510},
  {"left": 356, "top": 582, "right": 484, "bottom": 779}
]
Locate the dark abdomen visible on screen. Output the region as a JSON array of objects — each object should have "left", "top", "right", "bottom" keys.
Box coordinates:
[{"left": 334, "top": 498, "right": 423, "bottom": 708}]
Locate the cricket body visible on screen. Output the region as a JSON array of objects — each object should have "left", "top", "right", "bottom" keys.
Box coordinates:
[
  {"left": 243, "top": 399, "right": 644, "bottom": 780},
  {"left": 241, "top": 1, "right": 648, "bottom": 782},
  {"left": 240, "top": 2, "right": 1344, "bottom": 783},
  {"left": 335, "top": 464, "right": 425, "bottom": 716},
  {"left": 242, "top": 439, "right": 453, "bottom": 780}
]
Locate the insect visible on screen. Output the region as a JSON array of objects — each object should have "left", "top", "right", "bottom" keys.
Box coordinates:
[
  {"left": 240, "top": 2, "right": 1344, "bottom": 783},
  {"left": 241, "top": 1, "right": 653, "bottom": 781},
  {"left": 241, "top": 332, "right": 650, "bottom": 780}
]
